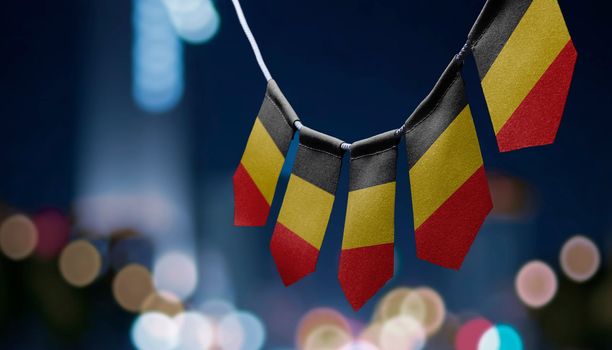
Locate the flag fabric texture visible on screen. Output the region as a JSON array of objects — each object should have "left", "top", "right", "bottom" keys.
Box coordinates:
[
  {"left": 404, "top": 59, "right": 493, "bottom": 270},
  {"left": 270, "top": 127, "right": 345, "bottom": 286},
  {"left": 468, "top": 0, "right": 577, "bottom": 152},
  {"left": 339, "top": 130, "right": 400, "bottom": 310},
  {"left": 233, "top": 79, "right": 299, "bottom": 226}
]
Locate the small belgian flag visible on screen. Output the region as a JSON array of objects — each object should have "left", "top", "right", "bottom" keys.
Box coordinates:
[
  {"left": 468, "top": 0, "right": 577, "bottom": 152},
  {"left": 405, "top": 59, "right": 492, "bottom": 270},
  {"left": 339, "top": 130, "right": 400, "bottom": 310},
  {"left": 270, "top": 127, "right": 345, "bottom": 285},
  {"left": 233, "top": 80, "right": 299, "bottom": 226}
]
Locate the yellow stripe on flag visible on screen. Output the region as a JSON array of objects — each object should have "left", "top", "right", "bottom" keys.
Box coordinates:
[
  {"left": 410, "top": 106, "right": 483, "bottom": 228},
  {"left": 481, "top": 0, "right": 571, "bottom": 133},
  {"left": 241, "top": 117, "right": 286, "bottom": 204},
  {"left": 277, "top": 175, "right": 335, "bottom": 248},
  {"left": 342, "top": 182, "right": 395, "bottom": 249}
]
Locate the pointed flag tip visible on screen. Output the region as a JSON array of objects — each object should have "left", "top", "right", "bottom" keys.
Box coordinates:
[
  {"left": 270, "top": 222, "right": 319, "bottom": 286},
  {"left": 338, "top": 244, "right": 394, "bottom": 311}
]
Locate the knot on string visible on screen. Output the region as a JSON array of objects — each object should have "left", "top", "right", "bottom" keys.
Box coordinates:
[
  {"left": 294, "top": 120, "right": 351, "bottom": 151},
  {"left": 455, "top": 40, "right": 472, "bottom": 62}
]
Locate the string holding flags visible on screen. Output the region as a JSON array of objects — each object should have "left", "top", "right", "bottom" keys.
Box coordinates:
[{"left": 230, "top": 0, "right": 577, "bottom": 310}]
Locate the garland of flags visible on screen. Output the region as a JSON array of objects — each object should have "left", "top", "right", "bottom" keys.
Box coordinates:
[{"left": 232, "top": 0, "right": 577, "bottom": 310}]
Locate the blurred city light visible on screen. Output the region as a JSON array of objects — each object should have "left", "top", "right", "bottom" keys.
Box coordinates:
[
  {"left": 113, "top": 263, "right": 155, "bottom": 312},
  {"left": 141, "top": 290, "right": 184, "bottom": 316},
  {"left": 411, "top": 287, "right": 446, "bottom": 337},
  {"left": 496, "top": 324, "right": 523, "bottom": 350},
  {"left": 218, "top": 311, "right": 266, "bottom": 350},
  {"left": 32, "top": 208, "right": 70, "bottom": 259},
  {"left": 379, "top": 315, "right": 426, "bottom": 350},
  {"left": 133, "top": 0, "right": 184, "bottom": 113},
  {"left": 297, "top": 308, "right": 351, "bottom": 349},
  {"left": 479, "top": 324, "right": 523, "bottom": 350},
  {"left": 455, "top": 318, "right": 494, "bottom": 350},
  {"left": 359, "top": 323, "right": 383, "bottom": 346},
  {"left": 132, "top": 312, "right": 179, "bottom": 350},
  {"left": 560, "top": 235, "right": 600, "bottom": 282},
  {"left": 162, "top": 0, "right": 220, "bottom": 44},
  {"left": 217, "top": 311, "right": 246, "bottom": 350},
  {"left": 59, "top": 239, "right": 102, "bottom": 287},
  {"left": 515, "top": 261, "right": 558, "bottom": 308},
  {"left": 174, "top": 311, "right": 215, "bottom": 350},
  {"left": 303, "top": 324, "right": 352, "bottom": 350},
  {"left": 0, "top": 214, "right": 38, "bottom": 260},
  {"left": 153, "top": 250, "right": 198, "bottom": 301},
  {"left": 199, "top": 299, "right": 235, "bottom": 320},
  {"left": 488, "top": 174, "right": 533, "bottom": 220},
  {"left": 76, "top": 194, "right": 175, "bottom": 237},
  {"left": 341, "top": 340, "right": 380, "bottom": 350},
  {"left": 374, "top": 287, "right": 413, "bottom": 322},
  {"left": 478, "top": 325, "right": 501, "bottom": 350}
]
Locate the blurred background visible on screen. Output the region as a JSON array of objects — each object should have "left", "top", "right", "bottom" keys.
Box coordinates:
[{"left": 0, "top": 0, "right": 610, "bottom": 349}]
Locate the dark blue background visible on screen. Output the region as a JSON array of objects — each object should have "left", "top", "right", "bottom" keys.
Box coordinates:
[{"left": 0, "top": 0, "right": 610, "bottom": 349}]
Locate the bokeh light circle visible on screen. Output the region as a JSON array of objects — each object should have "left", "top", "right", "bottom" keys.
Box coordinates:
[
  {"left": 297, "top": 308, "right": 350, "bottom": 349},
  {"left": 153, "top": 251, "right": 198, "bottom": 301},
  {"left": 131, "top": 312, "right": 179, "bottom": 350},
  {"left": 379, "top": 315, "right": 426, "bottom": 350},
  {"left": 174, "top": 311, "right": 214, "bottom": 350},
  {"left": 560, "top": 235, "right": 600, "bottom": 283},
  {"left": 374, "top": 287, "right": 413, "bottom": 322},
  {"left": 217, "top": 311, "right": 245, "bottom": 350},
  {"left": 220, "top": 311, "right": 266, "bottom": 350},
  {"left": 478, "top": 326, "right": 500, "bottom": 350},
  {"left": 398, "top": 290, "right": 427, "bottom": 324},
  {"left": 479, "top": 324, "right": 523, "bottom": 350},
  {"left": 59, "top": 239, "right": 102, "bottom": 287},
  {"left": 141, "top": 290, "right": 184, "bottom": 316},
  {"left": 0, "top": 214, "right": 38, "bottom": 260},
  {"left": 303, "top": 324, "right": 352, "bottom": 350},
  {"left": 199, "top": 299, "right": 235, "bottom": 320},
  {"left": 32, "top": 208, "right": 70, "bottom": 259},
  {"left": 455, "top": 317, "right": 494, "bottom": 350},
  {"left": 358, "top": 323, "right": 383, "bottom": 346},
  {"left": 515, "top": 260, "right": 558, "bottom": 308},
  {"left": 113, "top": 264, "right": 155, "bottom": 312},
  {"left": 412, "top": 287, "right": 446, "bottom": 336},
  {"left": 340, "top": 340, "right": 380, "bottom": 350}
]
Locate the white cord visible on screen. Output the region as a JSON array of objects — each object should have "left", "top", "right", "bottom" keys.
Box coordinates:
[{"left": 231, "top": 0, "right": 272, "bottom": 81}]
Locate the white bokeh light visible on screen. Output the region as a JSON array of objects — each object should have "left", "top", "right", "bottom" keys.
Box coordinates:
[
  {"left": 133, "top": 0, "right": 184, "bottom": 113},
  {"left": 218, "top": 311, "right": 266, "bottom": 350},
  {"left": 477, "top": 326, "right": 501, "bottom": 350},
  {"left": 163, "top": 0, "right": 220, "bottom": 44},
  {"left": 379, "top": 316, "right": 426, "bottom": 350},
  {"left": 153, "top": 251, "right": 198, "bottom": 300},
  {"left": 174, "top": 311, "right": 215, "bottom": 350},
  {"left": 131, "top": 312, "right": 179, "bottom": 350}
]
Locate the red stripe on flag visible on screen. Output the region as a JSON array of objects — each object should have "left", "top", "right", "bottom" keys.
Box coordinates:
[
  {"left": 233, "top": 163, "right": 271, "bottom": 226},
  {"left": 497, "top": 40, "right": 577, "bottom": 152},
  {"left": 339, "top": 243, "right": 394, "bottom": 311},
  {"left": 415, "top": 166, "right": 492, "bottom": 269},
  {"left": 270, "top": 222, "right": 319, "bottom": 286}
]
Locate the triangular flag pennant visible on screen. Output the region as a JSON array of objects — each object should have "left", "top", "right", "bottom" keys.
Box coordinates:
[
  {"left": 270, "top": 127, "right": 345, "bottom": 285},
  {"left": 468, "top": 0, "right": 577, "bottom": 152},
  {"left": 233, "top": 80, "right": 299, "bottom": 226},
  {"left": 339, "top": 130, "right": 399, "bottom": 310},
  {"left": 405, "top": 59, "right": 492, "bottom": 269}
]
